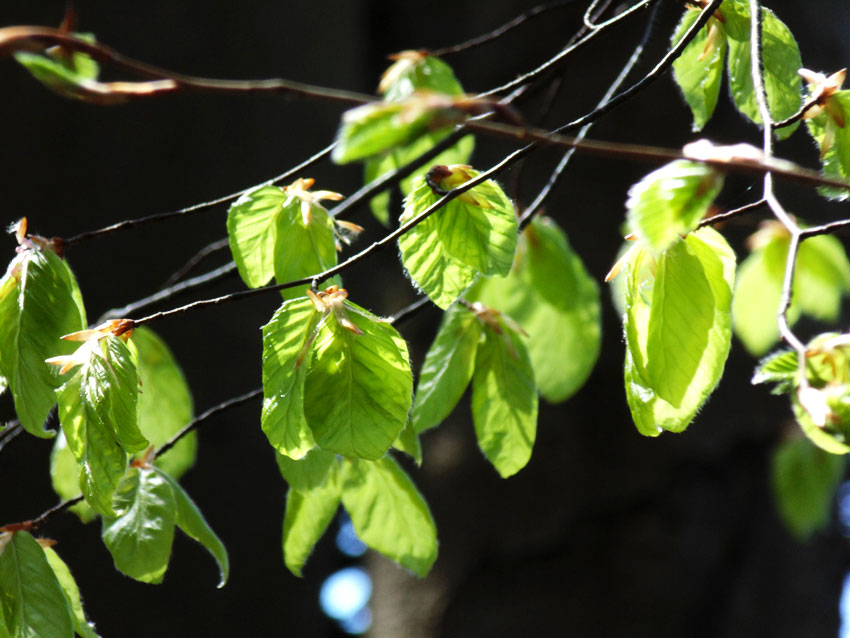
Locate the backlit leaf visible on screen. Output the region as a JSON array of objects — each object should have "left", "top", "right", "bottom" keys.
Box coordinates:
[
  {"left": 806, "top": 91, "right": 850, "bottom": 200},
  {"left": 43, "top": 548, "right": 99, "bottom": 638},
  {"left": 49, "top": 431, "right": 96, "bottom": 523},
  {"left": 276, "top": 447, "right": 336, "bottom": 491}
]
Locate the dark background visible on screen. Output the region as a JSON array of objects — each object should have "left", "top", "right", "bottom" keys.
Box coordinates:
[{"left": 2, "top": 1, "right": 850, "bottom": 636}]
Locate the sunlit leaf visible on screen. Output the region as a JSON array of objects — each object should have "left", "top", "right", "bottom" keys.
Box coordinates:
[
  {"left": 0, "top": 248, "right": 86, "bottom": 437},
  {"left": 276, "top": 447, "right": 336, "bottom": 491},
  {"left": 43, "top": 547, "right": 100, "bottom": 638},
  {"left": 101, "top": 466, "right": 176, "bottom": 584},
  {"left": 341, "top": 456, "right": 437, "bottom": 577},
  {"left": 49, "top": 431, "right": 96, "bottom": 523},
  {"left": 0, "top": 531, "right": 73, "bottom": 638},
  {"left": 626, "top": 160, "right": 723, "bottom": 254},
  {"left": 806, "top": 91, "right": 850, "bottom": 200}
]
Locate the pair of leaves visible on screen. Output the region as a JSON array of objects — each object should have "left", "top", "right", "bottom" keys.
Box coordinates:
[
  {"left": 470, "top": 217, "right": 601, "bottom": 403},
  {"left": 672, "top": 0, "right": 801, "bottom": 137},
  {"left": 51, "top": 327, "right": 197, "bottom": 522},
  {"left": 0, "top": 531, "right": 98, "bottom": 638},
  {"left": 733, "top": 227, "right": 850, "bottom": 356},
  {"left": 101, "top": 466, "right": 228, "bottom": 587},
  {"left": 227, "top": 182, "right": 340, "bottom": 298},
  {"left": 280, "top": 452, "right": 437, "bottom": 578},
  {"left": 364, "top": 52, "right": 475, "bottom": 224},
  {"left": 398, "top": 166, "right": 517, "bottom": 308},
  {"left": 410, "top": 303, "right": 538, "bottom": 477},
  {"left": 262, "top": 292, "right": 412, "bottom": 461},
  {"left": 0, "top": 246, "right": 87, "bottom": 437},
  {"left": 620, "top": 228, "right": 736, "bottom": 436}
]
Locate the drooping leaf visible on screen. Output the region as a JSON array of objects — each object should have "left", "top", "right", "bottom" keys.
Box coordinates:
[
  {"left": 131, "top": 327, "right": 196, "bottom": 478},
  {"left": 622, "top": 228, "right": 735, "bottom": 436},
  {"left": 725, "top": 5, "right": 802, "bottom": 139},
  {"left": 49, "top": 431, "right": 96, "bottom": 523},
  {"left": 410, "top": 304, "right": 482, "bottom": 435},
  {"left": 282, "top": 460, "right": 341, "bottom": 577},
  {"left": 392, "top": 420, "right": 423, "bottom": 463},
  {"left": 276, "top": 447, "right": 336, "bottom": 491},
  {"left": 154, "top": 469, "right": 229, "bottom": 588},
  {"left": 626, "top": 160, "right": 723, "bottom": 254},
  {"left": 341, "top": 457, "right": 437, "bottom": 577},
  {"left": 671, "top": 9, "right": 727, "bottom": 131},
  {"left": 471, "top": 217, "right": 601, "bottom": 403},
  {"left": 471, "top": 312, "right": 538, "bottom": 478},
  {"left": 772, "top": 436, "right": 847, "bottom": 539},
  {"left": 101, "top": 466, "right": 176, "bottom": 584},
  {"left": 0, "top": 531, "right": 73, "bottom": 638},
  {"left": 0, "top": 248, "right": 87, "bottom": 437},
  {"left": 303, "top": 302, "right": 413, "bottom": 460},
  {"left": 398, "top": 167, "right": 517, "bottom": 308},
  {"left": 57, "top": 336, "right": 144, "bottom": 516},
  {"left": 261, "top": 297, "right": 321, "bottom": 459},
  {"left": 806, "top": 91, "right": 850, "bottom": 200},
  {"left": 43, "top": 548, "right": 100, "bottom": 638},
  {"left": 227, "top": 186, "right": 284, "bottom": 289}
]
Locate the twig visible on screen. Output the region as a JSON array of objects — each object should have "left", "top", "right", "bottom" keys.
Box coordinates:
[
  {"left": 388, "top": 296, "right": 433, "bottom": 325},
  {"left": 583, "top": 0, "right": 655, "bottom": 31},
  {"left": 161, "top": 237, "right": 230, "bottom": 288},
  {"left": 799, "top": 218, "right": 850, "bottom": 239},
  {"left": 697, "top": 199, "right": 767, "bottom": 228},
  {"left": 64, "top": 143, "right": 335, "bottom": 246},
  {"left": 0, "top": 422, "right": 23, "bottom": 454},
  {"left": 772, "top": 95, "right": 820, "bottom": 131},
  {"left": 429, "top": 0, "right": 579, "bottom": 57}
]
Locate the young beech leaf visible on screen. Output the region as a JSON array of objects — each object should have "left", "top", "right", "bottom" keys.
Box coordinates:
[
  {"left": 131, "top": 327, "right": 196, "bottom": 478},
  {"left": 102, "top": 466, "right": 176, "bottom": 584},
  {"left": 49, "top": 432, "right": 96, "bottom": 523},
  {"left": 365, "top": 52, "right": 475, "bottom": 225},
  {"left": 341, "top": 457, "right": 438, "bottom": 577},
  {"left": 56, "top": 336, "right": 144, "bottom": 516},
  {"left": 772, "top": 436, "right": 847, "bottom": 539},
  {"left": 471, "top": 217, "right": 601, "bottom": 403},
  {"left": 671, "top": 8, "right": 727, "bottom": 131},
  {"left": 626, "top": 160, "right": 724, "bottom": 254},
  {"left": 154, "top": 469, "right": 230, "bottom": 588},
  {"left": 806, "top": 90, "right": 850, "bottom": 200},
  {"left": 725, "top": 5, "right": 802, "bottom": 139},
  {"left": 392, "top": 420, "right": 423, "bottom": 463},
  {"left": 621, "top": 228, "right": 735, "bottom": 436},
  {"left": 227, "top": 179, "right": 340, "bottom": 297},
  {"left": 0, "top": 247, "right": 87, "bottom": 437},
  {"left": 282, "top": 459, "right": 342, "bottom": 577},
  {"left": 398, "top": 166, "right": 517, "bottom": 308},
  {"left": 410, "top": 304, "right": 483, "bottom": 435},
  {"left": 303, "top": 300, "right": 413, "bottom": 460},
  {"left": 261, "top": 297, "right": 321, "bottom": 459},
  {"left": 332, "top": 93, "right": 464, "bottom": 164},
  {"left": 276, "top": 447, "right": 336, "bottom": 491},
  {"left": 43, "top": 548, "right": 100, "bottom": 638},
  {"left": 0, "top": 531, "right": 74, "bottom": 638},
  {"left": 471, "top": 311, "right": 538, "bottom": 478}
]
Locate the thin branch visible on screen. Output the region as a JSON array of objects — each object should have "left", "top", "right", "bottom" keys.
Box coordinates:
[
  {"left": 799, "top": 218, "right": 850, "bottom": 239},
  {"left": 161, "top": 237, "right": 230, "bottom": 288},
  {"left": 772, "top": 94, "right": 820, "bottom": 131},
  {"left": 697, "top": 199, "right": 767, "bottom": 228},
  {"left": 583, "top": 0, "right": 655, "bottom": 31},
  {"left": 429, "top": 0, "right": 579, "bottom": 57},
  {"left": 155, "top": 387, "right": 262, "bottom": 460},
  {"left": 0, "top": 422, "right": 23, "bottom": 454},
  {"left": 99, "top": 261, "right": 237, "bottom": 322},
  {"left": 64, "top": 143, "right": 335, "bottom": 246},
  {"left": 388, "top": 296, "right": 433, "bottom": 325}
]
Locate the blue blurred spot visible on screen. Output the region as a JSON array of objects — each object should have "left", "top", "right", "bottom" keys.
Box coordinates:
[
  {"left": 319, "top": 567, "right": 372, "bottom": 622},
  {"left": 837, "top": 481, "right": 850, "bottom": 535},
  {"left": 840, "top": 570, "right": 850, "bottom": 637},
  {"left": 336, "top": 518, "right": 367, "bottom": 557},
  {"left": 340, "top": 606, "right": 372, "bottom": 635}
]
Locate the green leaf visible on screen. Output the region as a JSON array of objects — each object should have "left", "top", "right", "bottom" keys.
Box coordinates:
[
  {"left": 772, "top": 436, "right": 846, "bottom": 539},
  {"left": 14, "top": 34, "right": 101, "bottom": 104},
  {"left": 671, "top": 9, "right": 727, "bottom": 131},
  {"left": 626, "top": 160, "right": 724, "bottom": 254},
  {"left": 806, "top": 91, "right": 850, "bottom": 200},
  {"left": 227, "top": 186, "right": 284, "bottom": 288},
  {"left": 101, "top": 466, "right": 176, "bottom": 584},
  {"left": 276, "top": 447, "right": 336, "bottom": 491},
  {"left": 392, "top": 420, "right": 422, "bottom": 463},
  {"left": 261, "top": 297, "right": 321, "bottom": 459},
  {"left": 380, "top": 53, "right": 465, "bottom": 101},
  {"left": 398, "top": 167, "right": 517, "bottom": 308},
  {"left": 0, "top": 248, "right": 87, "bottom": 437},
  {"left": 0, "top": 531, "right": 73, "bottom": 638},
  {"left": 272, "top": 204, "right": 338, "bottom": 301},
  {"left": 471, "top": 217, "right": 601, "bottom": 403},
  {"left": 49, "top": 432, "right": 96, "bottom": 523},
  {"left": 752, "top": 348, "right": 797, "bottom": 389},
  {"left": 410, "top": 304, "right": 482, "bottom": 435},
  {"left": 57, "top": 336, "right": 145, "bottom": 516},
  {"left": 341, "top": 457, "right": 437, "bottom": 577},
  {"left": 43, "top": 548, "right": 100, "bottom": 638},
  {"left": 131, "top": 327, "right": 196, "bottom": 478},
  {"left": 332, "top": 95, "right": 463, "bottom": 164},
  {"left": 303, "top": 302, "right": 413, "bottom": 460},
  {"left": 725, "top": 6, "right": 802, "bottom": 139},
  {"left": 623, "top": 228, "right": 735, "bottom": 436},
  {"left": 153, "top": 469, "right": 229, "bottom": 588},
  {"left": 471, "top": 313, "right": 538, "bottom": 478},
  {"left": 282, "top": 460, "right": 341, "bottom": 577},
  {"left": 795, "top": 235, "right": 850, "bottom": 320}
]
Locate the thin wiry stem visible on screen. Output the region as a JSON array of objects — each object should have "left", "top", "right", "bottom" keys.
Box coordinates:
[
  {"left": 388, "top": 296, "right": 433, "bottom": 325},
  {"left": 583, "top": 0, "right": 654, "bottom": 31},
  {"left": 0, "top": 422, "right": 23, "bottom": 454},
  {"left": 161, "top": 237, "right": 230, "bottom": 288},
  {"left": 697, "top": 199, "right": 767, "bottom": 228}
]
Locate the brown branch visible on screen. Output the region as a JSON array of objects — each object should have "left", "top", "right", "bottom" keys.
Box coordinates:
[
  {"left": 161, "top": 237, "right": 230, "bottom": 288},
  {"left": 697, "top": 199, "right": 767, "bottom": 228}
]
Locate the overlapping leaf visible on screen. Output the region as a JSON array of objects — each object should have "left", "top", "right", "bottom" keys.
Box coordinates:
[
  {"left": 806, "top": 90, "right": 850, "bottom": 200},
  {"left": 398, "top": 166, "right": 517, "bottom": 308},
  {"left": 471, "top": 217, "right": 601, "bottom": 403},
  {"left": 0, "top": 248, "right": 87, "bottom": 437},
  {"left": 43, "top": 547, "right": 100, "bottom": 638},
  {"left": 620, "top": 228, "right": 735, "bottom": 436}
]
